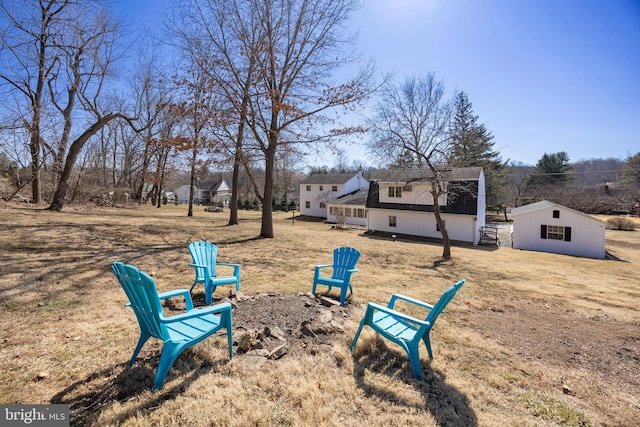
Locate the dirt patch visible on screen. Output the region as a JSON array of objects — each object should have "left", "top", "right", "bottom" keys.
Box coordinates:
[
  {"left": 456, "top": 299, "right": 640, "bottom": 390},
  {"left": 201, "top": 292, "right": 355, "bottom": 356}
]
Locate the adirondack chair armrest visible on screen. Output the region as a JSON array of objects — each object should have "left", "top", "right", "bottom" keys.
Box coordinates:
[
  {"left": 160, "top": 301, "right": 232, "bottom": 323},
  {"left": 188, "top": 262, "right": 209, "bottom": 271},
  {"left": 216, "top": 263, "right": 241, "bottom": 275},
  {"left": 367, "top": 302, "right": 429, "bottom": 328},
  {"left": 347, "top": 268, "right": 359, "bottom": 274},
  {"left": 388, "top": 294, "right": 434, "bottom": 311},
  {"left": 314, "top": 264, "right": 333, "bottom": 279},
  {"left": 157, "top": 288, "right": 195, "bottom": 310},
  {"left": 124, "top": 289, "right": 195, "bottom": 311}
]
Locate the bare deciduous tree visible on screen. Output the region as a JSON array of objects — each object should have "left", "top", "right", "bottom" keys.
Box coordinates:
[
  {"left": 367, "top": 73, "right": 456, "bottom": 259},
  {"left": 1, "top": 0, "right": 135, "bottom": 210},
  {"left": 168, "top": 0, "right": 376, "bottom": 237}
]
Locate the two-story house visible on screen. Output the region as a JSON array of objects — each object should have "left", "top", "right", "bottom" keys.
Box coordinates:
[
  {"left": 175, "top": 175, "right": 231, "bottom": 206},
  {"left": 299, "top": 170, "right": 369, "bottom": 219},
  {"left": 365, "top": 167, "right": 486, "bottom": 245}
]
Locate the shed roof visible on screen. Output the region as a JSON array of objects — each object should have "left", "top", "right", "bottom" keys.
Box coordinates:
[{"left": 511, "top": 200, "right": 604, "bottom": 223}]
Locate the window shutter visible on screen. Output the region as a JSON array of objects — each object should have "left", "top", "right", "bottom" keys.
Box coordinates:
[
  {"left": 540, "top": 225, "right": 547, "bottom": 239},
  {"left": 564, "top": 227, "right": 572, "bottom": 242}
]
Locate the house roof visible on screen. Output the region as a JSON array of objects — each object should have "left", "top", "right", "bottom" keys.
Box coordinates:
[
  {"left": 198, "top": 175, "right": 227, "bottom": 191},
  {"left": 511, "top": 200, "right": 604, "bottom": 223},
  {"left": 329, "top": 189, "right": 369, "bottom": 206},
  {"left": 300, "top": 172, "right": 360, "bottom": 185},
  {"left": 371, "top": 167, "right": 483, "bottom": 183}
]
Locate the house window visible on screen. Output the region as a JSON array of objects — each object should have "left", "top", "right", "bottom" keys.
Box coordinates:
[
  {"left": 389, "top": 216, "right": 397, "bottom": 227},
  {"left": 553, "top": 210, "right": 560, "bottom": 218},
  {"left": 388, "top": 186, "right": 402, "bottom": 197},
  {"left": 540, "top": 225, "right": 572, "bottom": 241},
  {"left": 319, "top": 185, "right": 323, "bottom": 191},
  {"left": 305, "top": 201, "right": 310, "bottom": 209},
  {"left": 332, "top": 185, "right": 338, "bottom": 192},
  {"left": 320, "top": 202, "right": 326, "bottom": 209},
  {"left": 306, "top": 185, "right": 311, "bottom": 191},
  {"left": 355, "top": 208, "right": 365, "bottom": 218},
  {"left": 344, "top": 208, "right": 352, "bottom": 217}
]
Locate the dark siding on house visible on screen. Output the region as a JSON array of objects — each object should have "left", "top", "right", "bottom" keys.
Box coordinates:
[{"left": 366, "top": 181, "right": 478, "bottom": 215}]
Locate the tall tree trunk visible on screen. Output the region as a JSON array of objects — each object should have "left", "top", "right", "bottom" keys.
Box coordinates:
[
  {"left": 260, "top": 143, "right": 277, "bottom": 238},
  {"left": 29, "top": 131, "right": 42, "bottom": 204},
  {"left": 431, "top": 181, "right": 451, "bottom": 260},
  {"left": 48, "top": 114, "right": 126, "bottom": 211},
  {"left": 188, "top": 147, "right": 197, "bottom": 217}
]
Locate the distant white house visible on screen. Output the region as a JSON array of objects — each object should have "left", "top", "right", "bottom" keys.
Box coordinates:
[
  {"left": 175, "top": 176, "right": 231, "bottom": 206},
  {"left": 299, "top": 170, "right": 369, "bottom": 219},
  {"left": 511, "top": 200, "right": 605, "bottom": 259},
  {"left": 366, "top": 167, "right": 486, "bottom": 245}
]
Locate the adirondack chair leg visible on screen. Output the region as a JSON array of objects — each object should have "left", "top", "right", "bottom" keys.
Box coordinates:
[
  {"left": 422, "top": 335, "right": 434, "bottom": 360},
  {"left": 350, "top": 306, "right": 372, "bottom": 352},
  {"left": 350, "top": 320, "right": 366, "bottom": 353},
  {"left": 224, "top": 311, "right": 234, "bottom": 359},
  {"left": 339, "top": 287, "right": 348, "bottom": 305},
  {"left": 205, "top": 282, "right": 218, "bottom": 305},
  {"left": 130, "top": 332, "right": 151, "bottom": 366},
  {"left": 407, "top": 345, "right": 422, "bottom": 380},
  {"left": 154, "top": 343, "right": 183, "bottom": 390}
]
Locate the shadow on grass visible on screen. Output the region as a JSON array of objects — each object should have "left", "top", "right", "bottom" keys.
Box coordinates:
[
  {"left": 352, "top": 339, "right": 477, "bottom": 427},
  {"left": 51, "top": 349, "right": 227, "bottom": 426}
]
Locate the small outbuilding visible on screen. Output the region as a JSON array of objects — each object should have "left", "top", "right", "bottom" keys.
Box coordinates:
[{"left": 511, "top": 200, "right": 605, "bottom": 259}]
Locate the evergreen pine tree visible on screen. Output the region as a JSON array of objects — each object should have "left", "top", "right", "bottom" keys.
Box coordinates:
[{"left": 449, "top": 91, "right": 506, "bottom": 210}]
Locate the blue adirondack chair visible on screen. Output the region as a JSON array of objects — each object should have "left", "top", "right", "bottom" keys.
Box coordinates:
[
  {"left": 111, "top": 262, "right": 233, "bottom": 390},
  {"left": 188, "top": 241, "right": 241, "bottom": 304},
  {"left": 312, "top": 247, "right": 360, "bottom": 305},
  {"left": 350, "top": 279, "right": 465, "bottom": 380}
]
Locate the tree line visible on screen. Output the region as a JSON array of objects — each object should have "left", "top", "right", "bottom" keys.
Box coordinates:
[{"left": 1, "top": 0, "right": 638, "bottom": 245}]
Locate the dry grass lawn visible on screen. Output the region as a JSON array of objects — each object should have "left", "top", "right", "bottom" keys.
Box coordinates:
[{"left": 0, "top": 203, "right": 638, "bottom": 426}]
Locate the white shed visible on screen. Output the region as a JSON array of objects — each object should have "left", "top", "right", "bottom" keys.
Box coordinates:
[{"left": 511, "top": 200, "right": 605, "bottom": 259}]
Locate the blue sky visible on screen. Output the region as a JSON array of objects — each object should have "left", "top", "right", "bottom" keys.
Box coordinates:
[{"left": 121, "top": 0, "right": 640, "bottom": 166}]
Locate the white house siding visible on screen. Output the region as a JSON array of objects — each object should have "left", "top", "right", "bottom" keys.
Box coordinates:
[
  {"left": 367, "top": 209, "right": 478, "bottom": 243},
  {"left": 512, "top": 204, "right": 605, "bottom": 259},
  {"left": 327, "top": 205, "right": 367, "bottom": 226},
  {"left": 299, "top": 171, "right": 368, "bottom": 218},
  {"left": 300, "top": 184, "right": 343, "bottom": 217}
]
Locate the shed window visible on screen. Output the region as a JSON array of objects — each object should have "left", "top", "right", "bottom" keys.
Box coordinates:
[
  {"left": 553, "top": 210, "right": 560, "bottom": 218},
  {"left": 332, "top": 185, "right": 338, "bottom": 192},
  {"left": 389, "top": 216, "right": 397, "bottom": 227},
  {"left": 306, "top": 185, "right": 311, "bottom": 191},
  {"left": 541, "top": 224, "right": 571, "bottom": 241},
  {"left": 305, "top": 201, "right": 310, "bottom": 208}
]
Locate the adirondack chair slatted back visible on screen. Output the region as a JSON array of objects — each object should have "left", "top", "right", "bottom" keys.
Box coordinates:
[
  {"left": 189, "top": 241, "right": 219, "bottom": 277},
  {"left": 312, "top": 247, "right": 360, "bottom": 305},
  {"left": 112, "top": 262, "right": 164, "bottom": 339},
  {"left": 332, "top": 247, "right": 360, "bottom": 280},
  {"left": 425, "top": 280, "right": 464, "bottom": 326}
]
